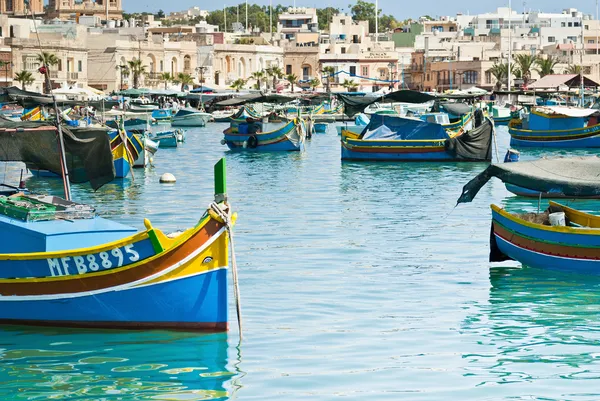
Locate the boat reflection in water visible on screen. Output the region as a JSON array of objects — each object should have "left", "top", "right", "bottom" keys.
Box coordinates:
[
  {"left": 0, "top": 329, "right": 239, "bottom": 400},
  {"left": 460, "top": 266, "right": 600, "bottom": 394}
]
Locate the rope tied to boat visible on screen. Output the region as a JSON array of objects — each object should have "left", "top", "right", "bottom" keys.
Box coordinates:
[{"left": 210, "top": 202, "right": 243, "bottom": 340}]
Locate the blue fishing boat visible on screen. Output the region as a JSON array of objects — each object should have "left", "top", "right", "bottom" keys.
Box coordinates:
[
  {"left": 108, "top": 129, "right": 144, "bottom": 178},
  {"left": 223, "top": 118, "right": 306, "bottom": 151},
  {"left": 314, "top": 122, "right": 328, "bottom": 133},
  {"left": 0, "top": 155, "right": 237, "bottom": 330},
  {"left": 489, "top": 202, "right": 600, "bottom": 274},
  {"left": 509, "top": 106, "right": 600, "bottom": 147},
  {"left": 341, "top": 111, "right": 493, "bottom": 161},
  {"left": 106, "top": 118, "right": 149, "bottom": 132},
  {"left": 150, "top": 130, "right": 179, "bottom": 148},
  {"left": 151, "top": 108, "right": 173, "bottom": 124}
]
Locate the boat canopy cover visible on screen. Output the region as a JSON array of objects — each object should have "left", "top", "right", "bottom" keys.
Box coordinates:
[
  {"left": 174, "top": 108, "right": 202, "bottom": 117},
  {"left": 445, "top": 116, "right": 493, "bottom": 161},
  {"left": 337, "top": 90, "right": 436, "bottom": 117},
  {"left": 457, "top": 156, "right": 600, "bottom": 204},
  {"left": 433, "top": 102, "right": 471, "bottom": 116},
  {"left": 360, "top": 114, "right": 450, "bottom": 141},
  {"left": 0, "top": 118, "right": 115, "bottom": 190},
  {"left": 534, "top": 106, "right": 599, "bottom": 118},
  {"left": 216, "top": 94, "right": 295, "bottom": 106}
]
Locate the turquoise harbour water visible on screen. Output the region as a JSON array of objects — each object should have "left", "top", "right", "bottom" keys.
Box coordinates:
[{"left": 2, "top": 124, "right": 600, "bottom": 400}]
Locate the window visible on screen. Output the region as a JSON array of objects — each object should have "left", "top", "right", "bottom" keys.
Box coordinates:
[
  {"left": 340, "top": 19, "right": 345, "bottom": 25},
  {"left": 58, "top": 59, "right": 62, "bottom": 72},
  {"left": 24, "top": 55, "right": 37, "bottom": 71},
  {"left": 485, "top": 71, "right": 492, "bottom": 84},
  {"left": 379, "top": 68, "right": 387, "bottom": 78},
  {"left": 589, "top": 40, "right": 596, "bottom": 44},
  {"left": 563, "top": 51, "right": 567, "bottom": 56},
  {"left": 586, "top": 25, "right": 590, "bottom": 30},
  {"left": 568, "top": 22, "right": 573, "bottom": 27},
  {"left": 341, "top": 47, "right": 346, "bottom": 54},
  {"left": 286, "top": 64, "right": 292, "bottom": 74},
  {"left": 463, "top": 70, "right": 479, "bottom": 84},
  {"left": 567, "top": 36, "right": 577, "bottom": 42},
  {"left": 349, "top": 66, "right": 356, "bottom": 76},
  {"left": 574, "top": 22, "right": 580, "bottom": 27},
  {"left": 361, "top": 66, "right": 368, "bottom": 76},
  {"left": 160, "top": 60, "right": 163, "bottom": 71},
  {"left": 561, "top": 22, "right": 566, "bottom": 27},
  {"left": 548, "top": 36, "right": 555, "bottom": 42},
  {"left": 78, "top": 60, "right": 82, "bottom": 72}
]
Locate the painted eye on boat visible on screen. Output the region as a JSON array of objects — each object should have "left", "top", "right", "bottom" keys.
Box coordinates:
[{"left": 202, "top": 257, "right": 213, "bottom": 264}]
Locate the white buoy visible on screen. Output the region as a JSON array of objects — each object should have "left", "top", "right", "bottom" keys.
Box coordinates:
[
  {"left": 159, "top": 173, "right": 176, "bottom": 183},
  {"left": 220, "top": 139, "right": 226, "bottom": 145}
]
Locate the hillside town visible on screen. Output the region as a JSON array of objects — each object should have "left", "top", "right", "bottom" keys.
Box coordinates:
[{"left": 0, "top": 1, "right": 598, "bottom": 95}]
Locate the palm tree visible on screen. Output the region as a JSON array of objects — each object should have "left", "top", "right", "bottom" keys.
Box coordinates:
[
  {"left": 286, "top": 73, "right": 298, "bottom": 92},
  {"left": 160, "top": 72, "right": 173, "bottom": 90},
  {"left": 36, "top": 51, "right": 59, "bottom": 93},
  {"left": 322, "top": 66, "right": 336, "bottom": 93},
  {"left": 14, "top": 70, "right": 34, "bottom": 90},
  {"left": 230, "top": 78, "right": 246, "bottom": 92},
  {"left": 266, "top": 66, "right": 283, "bottom": 91},
  {"left": 251, "top": 71, "right": 265, "bottom": 91},
  {"left": 342, "top": 79, "right": 358, "bottom": 92},
  {"left": 488, "top": 63, "right": 509, "bottom": 91},
  {"left": 127, "top": 59, "right": 147, "bottom": 89},
  {"left": 309, "top": 78, "right": 320, "bottom": 91},
  {"left": 564, "top": 64, "right": 582, "bottom": 75},
  {"left": 534, "top": 56, "right": 559, "bottom": 77},
  {"left": 173, "top": 72, "right": 194, "bottom": 91},
  {"left": 513, "top": 53, "right": 538, "bottom": 87}
]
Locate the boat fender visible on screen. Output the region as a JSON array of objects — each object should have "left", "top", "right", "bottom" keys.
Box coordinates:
[
  {"left": 220, "top": 139, "right": 227, "bottom": 145},
  {"left": 247, "top": 135, "right": 259, "bottom": 149}
]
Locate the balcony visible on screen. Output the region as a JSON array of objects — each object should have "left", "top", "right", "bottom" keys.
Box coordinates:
[
  {"left": 68, "top": 72, "right": 79, "bottom": 80},
  {"left": 146, "top": 72, "right": 162, "bottom": 80},
  {"left": 49, "top": 71, "right": 59, "bottom": 79}
]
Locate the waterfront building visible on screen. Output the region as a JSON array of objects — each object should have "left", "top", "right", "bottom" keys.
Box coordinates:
[
  {"left": 47, "top": 0, "right": 123, "bottom": 21},
  {"left": 3, "top": 18, "right": 88, "bottom": 92},
  {"left": 319, "top": 13, "right": 399, "bottom": 92},
  {"left": 87, "top": 26, "right": 197, "bottom": 92},
  {"left": 0, "top": 0, "right": 43, "bottom": 16},
  {"left": 279, "top": 7, "right": 320, "bottom": 88}
]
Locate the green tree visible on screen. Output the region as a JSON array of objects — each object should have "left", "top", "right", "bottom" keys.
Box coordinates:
[
  {"left": 265, "top": 66, "right": 283, "bottom": 91},
  {"left": 309, "top": 78, "right": 320, "bottom": 91},
  {"left": 564, "top": 64, "right": 582, "bottom": 74},
  {"left": 286, "top": 73, "right": 298, "bottom": 92},
  {"left": 230, "top": 78, "right": 246, "bottom": 92},
  {"left": 534, "top": 56, "right": 559, "bottom": 77},
  {"left": 349, "top": 0, "right": 397, "bottom": 33},
  {"left": 513, "top": 53, "right": 538, "bottom": 87},
  {"left": 488, "top": 63, "right": 510, "bottom": 91},
  {"left": 173, "top": 72, "right": 194, "bottom": 91},
  {"left": 127, "top": 58, "right": 147, "bottom": 89},
  {"left": 156, "top": 9, "right": 165, "bottom": 19},
  {"left": 36, "top": 51, "right": 59, "bottom": 93},
  {"left": 251, "top": 70, "right": 265, "bottom": 91},
  {"left": 160, "top": 72, "right": 173, "bottom": 90},
  {"left": 14, "top": 70, "right": 34, "bottom": 90},
  {"left": 316, "top": 7, "right": 340, "bottom": 30},
  {"left": 342, "top": 79, "right": 358, "bottom": 92},
  {"left": 322, "top": 66, "right": 336, "bottom": 93}
]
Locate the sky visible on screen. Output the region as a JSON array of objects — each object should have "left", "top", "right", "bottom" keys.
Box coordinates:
[{"left": 127, "top": 0, "right": 600, "bottom": 19}]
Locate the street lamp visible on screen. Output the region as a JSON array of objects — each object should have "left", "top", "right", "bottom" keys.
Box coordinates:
[
  {"left": 387, "top": 62, "right": 396, "bottom": 90},
  {"left": 196, "top": 66, "right": 208, "bottom": 110}
]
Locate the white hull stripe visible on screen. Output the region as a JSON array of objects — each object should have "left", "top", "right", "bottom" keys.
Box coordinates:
[{"left": 0, "top": 227, "right": 227, "bottom": 302}]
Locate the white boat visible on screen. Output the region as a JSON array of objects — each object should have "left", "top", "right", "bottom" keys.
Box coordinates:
[
  {"left": 171, "top": 108, "right": 212, "bottom": 127},
  {"left": 129, "top": 98, "right": 159, "bottom": 112},
  {"left": 134, "top": 136, "right": 159, "bottom": 167}
]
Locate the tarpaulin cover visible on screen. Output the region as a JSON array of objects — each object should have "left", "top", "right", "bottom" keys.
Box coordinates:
[
  {"left": 216, "top": 93, "right": 295, "bottom": 106},
  {"left": 337, "top": 90, "right": 436, "bottom": 117},
  {"left": 434, "top": 102, "right": 471, "bottom": 117},
  {"left": 0, "top": 118, "right": 115, "bottom": 190},
  {"left": 360, "top": 114, "right": 449, "bottom": 140},
  {"left": 445, "top": 117, "right": 493, "bottom": 161},
  {"left": 457, "top": 156, "right": 600, "bottom": 204}
]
